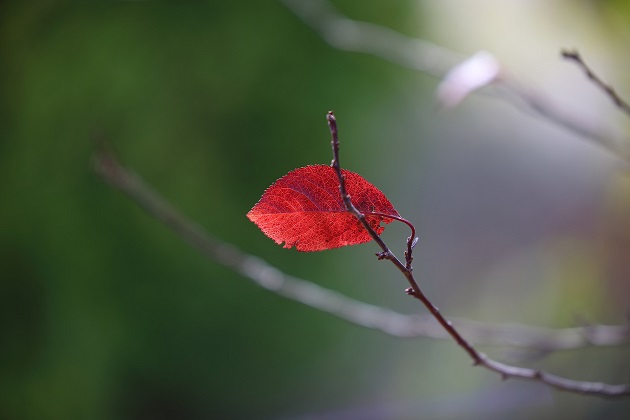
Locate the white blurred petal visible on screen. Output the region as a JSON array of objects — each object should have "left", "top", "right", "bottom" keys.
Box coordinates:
[{"left": 437, "top": 51, "right": 501, "bottom": 107}]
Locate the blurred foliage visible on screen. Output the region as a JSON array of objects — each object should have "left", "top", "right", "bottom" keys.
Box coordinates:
[{"left": 0, "top": 1, "right": 421, "bottom": 419}]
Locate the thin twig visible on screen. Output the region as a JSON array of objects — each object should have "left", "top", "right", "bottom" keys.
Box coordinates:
[
  {"left": 283, "top": 0, "right": 630, "bottom": 163},
  {"left": 562, "top": 49, "right": 630, "bottom": 118},
  {"left": 326, "top": 111, "right": 630, "bottom": 398},
  {"left": 328, "top": 111, "right": 409, "bottom": 270}
]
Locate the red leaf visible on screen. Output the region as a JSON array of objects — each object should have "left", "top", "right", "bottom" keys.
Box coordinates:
[{"left": 247, "top": 164, "right": 400, "bottom": 252}]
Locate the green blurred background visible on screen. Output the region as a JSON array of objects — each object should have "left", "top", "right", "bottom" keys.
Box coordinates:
[{"left": 1, "top": 1, "right": 630, "bottom": 419}]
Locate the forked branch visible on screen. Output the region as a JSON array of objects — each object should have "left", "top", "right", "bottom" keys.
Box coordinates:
[{"left": 326, "top": 111, "right": 630, "bottom": 398}]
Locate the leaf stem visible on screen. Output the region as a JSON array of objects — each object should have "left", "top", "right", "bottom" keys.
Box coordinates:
[{"left": 366, "top": 211, "right": 416, "bottom": 269}]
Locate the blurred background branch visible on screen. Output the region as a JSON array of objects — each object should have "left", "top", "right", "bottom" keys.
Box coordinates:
[
  {"left": 93, "top": 146, "right": 630, "bottom": 353},
  {"left": 283, "top": 0, "right": 630, "bottom": 163}
]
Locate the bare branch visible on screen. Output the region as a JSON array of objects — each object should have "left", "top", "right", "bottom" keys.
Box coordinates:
[
  {"left": 562, "top": 49, "right": 630, "bottom": 118},
  {"left": 283, "top": 0, "right": 630, "bottom": 163},
  {"left": 283, "top": 0, "right": 461, "bottom": 76},
  {"left": 327, "top": 111, "right": 630, "bottom": 398}
]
